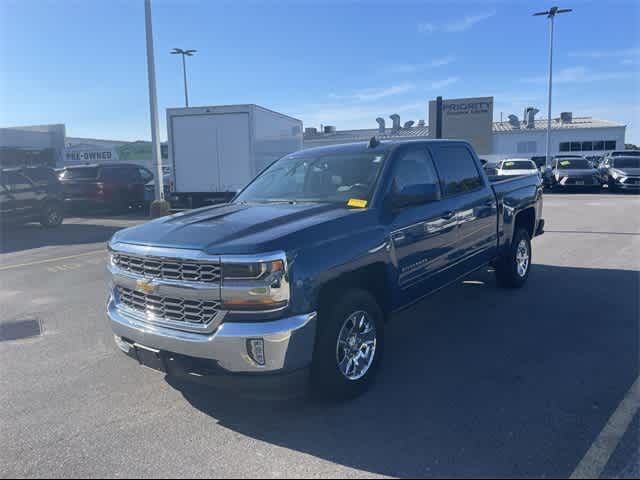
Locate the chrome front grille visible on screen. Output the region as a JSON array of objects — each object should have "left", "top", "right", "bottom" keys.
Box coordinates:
[
  {"left": 112, "top": 252, "right": 221, "bottom": 284},
  {"left": 116, "top": 286, "right": 220, "bottom": 325}
]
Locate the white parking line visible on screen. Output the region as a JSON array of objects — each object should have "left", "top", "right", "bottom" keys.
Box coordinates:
[
  {"left": 0, "top": 250, "right": 105, "bottom": 272},
  {"left": 570, "top": 376, "right": 640, "bottom": 479}
]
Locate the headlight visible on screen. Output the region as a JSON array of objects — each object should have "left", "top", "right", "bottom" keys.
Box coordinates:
[{"left": 221, "top": 255, "right": 290, "bottom": 312}]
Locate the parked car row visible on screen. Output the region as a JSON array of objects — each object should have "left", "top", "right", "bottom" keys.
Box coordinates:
[
  {"left": 1, "top": 163, "right": 174, "bottom": 228},
  {"left": 484, "top": 151, "right": 640, "bottom": 193}
]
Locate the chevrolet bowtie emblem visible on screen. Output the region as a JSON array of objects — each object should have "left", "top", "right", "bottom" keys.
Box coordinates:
[{"left": 135, "top": 279, "right": 156, "bottom": 294}]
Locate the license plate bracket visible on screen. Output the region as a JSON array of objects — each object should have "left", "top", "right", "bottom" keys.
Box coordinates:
[{"left": 134, "top": 344, "right": 166, "bottom": 373}]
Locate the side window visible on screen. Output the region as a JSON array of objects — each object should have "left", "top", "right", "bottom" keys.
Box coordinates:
[
  {"left": 126, "top": 167, "right": 142, "bottom": 183},
  {"left": 99, "top": 168, "right": 118, "bottom": 182},
  {"left": 392, "top": 147, "right": 439, "bottom": 191},
  {"left": 5, "top": 172, "right": 33, "bottom": 190},
  {"left": 138, "top": 168, "right": 154, "bottom": 183},
  {"left": 431, "top": 145, "right": 483, "bottom": 196}
]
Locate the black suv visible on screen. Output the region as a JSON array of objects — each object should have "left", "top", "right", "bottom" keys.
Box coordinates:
[
  {"left": 59, "top": 163, "right": 154, "bottom": 213},
  {"left": 0, "top": 167, "right": 64, "bottom": 227}
]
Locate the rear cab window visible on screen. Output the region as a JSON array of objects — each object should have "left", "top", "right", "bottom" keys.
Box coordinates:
[
  {"left": 430, "top": 144, "right": 484, "bottom": 196},
  {"left": 502, "top": 160, "right": 536, "bottom": 170},
  {"left": 61, "top": 167, "right": 99, "bottom": 180}
]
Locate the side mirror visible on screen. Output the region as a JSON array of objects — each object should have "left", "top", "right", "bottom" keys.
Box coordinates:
[{"left": 392, "top": 183, "right": 441, "bottom": 209}]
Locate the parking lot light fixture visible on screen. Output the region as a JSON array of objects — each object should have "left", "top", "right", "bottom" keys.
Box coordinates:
[
  {"left": 533, "top": 6, "right": 573, "bottom": 168},
  {"left": 170, "top": 48, "right": 197, "bottom": 107}
]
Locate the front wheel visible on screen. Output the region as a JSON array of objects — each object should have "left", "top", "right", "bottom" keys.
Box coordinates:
[
  {"left": 40, "top": 202, "right": 64, "bottom": 228},
  {"left": 495, "top": 228, "right": 532, "bottom": 288},
  {"left": 311, "top": 289, "right": 384, "bottom": 400}
]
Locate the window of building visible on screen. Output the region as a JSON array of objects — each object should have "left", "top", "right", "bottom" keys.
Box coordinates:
[
  {"left": 517, "top": 141, "right": 537, "bottom": 154},
  {"left": 559, "top": 140, "right": 618, "bottom": 152}
]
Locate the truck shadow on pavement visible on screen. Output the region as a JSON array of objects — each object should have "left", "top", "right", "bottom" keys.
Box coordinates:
[
  {"left": 0, "top": 222, "right": 126, "bottom": 254},
  {"left": 168, "top": 263, "right": 638, "bottom": 478}
]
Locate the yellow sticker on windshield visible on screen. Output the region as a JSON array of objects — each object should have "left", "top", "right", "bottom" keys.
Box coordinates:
[
  {"left": 560, "top": 160, "right": 571, "bottom": 166},
  {"left": 347, "top": 198, "right": 368, "bottom": 208}
]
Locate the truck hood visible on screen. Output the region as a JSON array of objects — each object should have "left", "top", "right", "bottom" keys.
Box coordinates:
[{"left": 110, "top": 202, "right": 372, "bottom": 255}]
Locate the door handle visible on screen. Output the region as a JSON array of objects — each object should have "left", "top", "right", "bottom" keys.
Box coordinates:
[{"left": 441, "top": 211, "right": 456, "bottom": 220}]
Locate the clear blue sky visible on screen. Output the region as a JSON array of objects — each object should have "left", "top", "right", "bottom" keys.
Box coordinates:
[{"left": 1, "top": 0, "right": 638, "bottom": 143}]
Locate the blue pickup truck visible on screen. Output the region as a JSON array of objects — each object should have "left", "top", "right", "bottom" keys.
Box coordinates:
[{"left": 106, "top": 139, "right": 544, "bottom": 399}]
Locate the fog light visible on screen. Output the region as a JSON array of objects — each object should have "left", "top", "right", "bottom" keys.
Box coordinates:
[
  {"left": 114, "top": 335, "right": 132, "bottom": 354},
  {"left": 247, "top": 338, "right": 265, "bottom": 366}
]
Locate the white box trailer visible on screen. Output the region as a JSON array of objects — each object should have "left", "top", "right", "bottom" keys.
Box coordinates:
[{"left": 166, "top": 104, "right": 303, "bottom": 207}]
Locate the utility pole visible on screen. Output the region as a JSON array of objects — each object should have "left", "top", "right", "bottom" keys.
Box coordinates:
[
  {"left": 144, "top": 0, "right": 168, "bottom": 214},
  {"left": 534, "top": 6, "right": 573, "bottom": 167}
]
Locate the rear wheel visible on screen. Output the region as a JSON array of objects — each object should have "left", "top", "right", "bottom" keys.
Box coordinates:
[
  {"left": 495, "top": 228, "right": 531, "bottom": 288},
  {"left": 40, "top": 202, "right": 64, "bottom": 228},
  {"left": 311, "top": 289, "right": 384, "bottom": 400}
]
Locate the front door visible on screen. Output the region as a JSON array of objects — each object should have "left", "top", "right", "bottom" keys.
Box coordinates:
[
  {"left": 4, "top": 171, "right": 38, "bottom": 220},
  {"left": 388, "top": 145, "right": 459, "bottom": 308}
]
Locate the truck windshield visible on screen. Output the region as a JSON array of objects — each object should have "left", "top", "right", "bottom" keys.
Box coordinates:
[
  {"left": 555, "top": 159, "right": 591, "bottom": 169},
  {"left": 613, "top": 157, "right": 640, "bottom": 169},
  {"left": 502, "top": 161, "right": 535, "bottom": 170},
  {"left": 235, "top": 150, "right": 386, "bottom": 204}
]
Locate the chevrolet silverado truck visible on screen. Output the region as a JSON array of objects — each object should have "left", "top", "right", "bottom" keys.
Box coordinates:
[{"left": 106, "top": 139, "right": 544, "bottom": 399}]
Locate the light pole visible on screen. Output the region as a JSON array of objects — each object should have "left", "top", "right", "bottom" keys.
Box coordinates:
[
  {"left": 171, "top": 48, "right": 196, "bottom": 107},
  {"left": 144, "top": 0, "right": 167, "bottom": 213},
  {"left": 534, "top": 6, "right": 572, "bottom": 167}
]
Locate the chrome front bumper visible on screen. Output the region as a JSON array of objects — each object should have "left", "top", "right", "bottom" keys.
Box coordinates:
[{"left": 107, "top": 297, "right": 317, "bottom": 374}]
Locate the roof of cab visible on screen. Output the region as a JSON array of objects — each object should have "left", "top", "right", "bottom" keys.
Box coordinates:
[{"left": 296, "top": 138, "right": 471, "bottom": 156}]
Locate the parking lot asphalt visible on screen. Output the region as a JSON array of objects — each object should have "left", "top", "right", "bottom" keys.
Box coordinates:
[{"left": 0, "top": 193, "right": 638, "bottom": 478}]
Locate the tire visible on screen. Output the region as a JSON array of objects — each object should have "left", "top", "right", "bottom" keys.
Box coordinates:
[
  {"left": 608, "top": 180, "right": 618, "bottom": 193},
  {"left": 495, "top": 228, "right": 532, "bottom": 288},
  {"left": 40, "top": 202, "right": 64, "bottom": 228},
  {"left": 311, "top": 288, "right": 384, "bottom": 400}
]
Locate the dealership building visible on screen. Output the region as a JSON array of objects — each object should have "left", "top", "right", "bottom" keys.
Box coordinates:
[
  {"left": 0, "top": 96, "right": 627, "bottom": 169},
  {"left": 303, "top": 96, "right": 627, "bottom": 162},
  {"left": 0, "top": 124, "right": 167, "bottom": 169}
]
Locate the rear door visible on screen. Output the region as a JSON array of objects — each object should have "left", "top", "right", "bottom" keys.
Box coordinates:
[
  {"left": 389, "top": 145, "right": 459, "bottom": 306},
  {"left": 429, "top": 144, "right": 497, "bottom": 273}
]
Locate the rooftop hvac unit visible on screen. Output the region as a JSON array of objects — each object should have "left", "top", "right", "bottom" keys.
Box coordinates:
[{"left": 560, "top": 112, "right": 573, "bottom": 123}]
